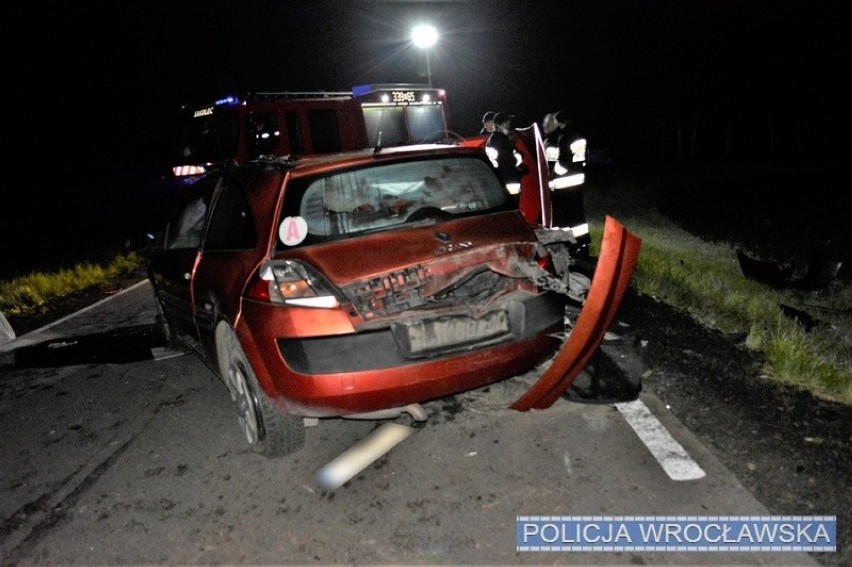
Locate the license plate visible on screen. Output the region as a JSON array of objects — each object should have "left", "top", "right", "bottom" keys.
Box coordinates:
[{"left": 403, "top": 310, "right": 510, "bottom": 356}]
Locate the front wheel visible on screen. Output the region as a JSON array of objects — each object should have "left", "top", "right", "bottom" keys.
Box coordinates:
[{"left": 217, "top": 324, "right": 305, "bottom": 457}]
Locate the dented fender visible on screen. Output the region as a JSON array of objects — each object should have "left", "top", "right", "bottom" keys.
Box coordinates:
[{"left": 510, "top": 215, "right": 641, "bottom": 410}]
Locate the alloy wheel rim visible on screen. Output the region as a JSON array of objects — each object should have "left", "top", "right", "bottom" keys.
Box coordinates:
[{"left": 229, "top": 363, "right": 260, "bottom": 445}]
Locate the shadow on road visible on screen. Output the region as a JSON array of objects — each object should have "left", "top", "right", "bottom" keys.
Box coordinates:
[{"left": 9, "top": 324, "right": 166, "bottom": 368}]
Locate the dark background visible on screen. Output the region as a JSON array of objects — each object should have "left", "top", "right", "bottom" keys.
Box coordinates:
[{"left": 4, "top": 0, "right": 850, "bottom": 277}]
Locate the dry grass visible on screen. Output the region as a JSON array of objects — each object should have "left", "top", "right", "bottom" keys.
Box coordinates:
[{"left": 0, "top": 252, "right": 142, "bottom": 318}]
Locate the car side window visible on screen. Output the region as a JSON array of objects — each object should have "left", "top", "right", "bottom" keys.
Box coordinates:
[
  {"left": 204, "top": 179, "right": 257, "bottom": 251},
  {"left": 165, "top": 181, "right": 217, "bottom": 250}
]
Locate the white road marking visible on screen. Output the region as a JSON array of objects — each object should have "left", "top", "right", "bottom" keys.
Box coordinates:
[
  {"left": 0, "top": 279, "right": 150, "bottom": 353},
  {"left": 615, "top": 399, "right": 706, "bottom": 481},
  {"left": 316, "top": 422, "right": 415, "bottom": 490}
]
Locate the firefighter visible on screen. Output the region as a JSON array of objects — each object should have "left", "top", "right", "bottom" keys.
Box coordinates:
[
  {"left": 486, "top": 112, "right": 525, "bottom": 194},
  {"left": 479, "top": 111, "right": 498, "bottom": 135},
  {"left": 548, "top": 111, "right": 591, "bottom": 258},
  {"left": 541, "top": 112, "right": 560, "bottom": 177},
  {"left": 551, "top": 110, "right": 587, "bottom": 190}
]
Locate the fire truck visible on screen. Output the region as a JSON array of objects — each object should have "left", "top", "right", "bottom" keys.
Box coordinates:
[{"left": 171, "top": 84, "right": 451, "bottom": 177}]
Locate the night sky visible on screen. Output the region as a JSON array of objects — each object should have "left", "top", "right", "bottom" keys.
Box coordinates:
[{"left": 4, "top": 0, "right": 850, "bottom": 276}]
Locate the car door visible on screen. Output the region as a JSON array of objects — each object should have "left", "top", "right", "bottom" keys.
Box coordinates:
[
  {"left": 191, "top": 174, "right": 262, "bottom": 359},
  {"left": 514, "top": 122, "right": 553, "bottom": 228},
  {"left": 150, "top": 178, "right": 219, "bottom": 344}
]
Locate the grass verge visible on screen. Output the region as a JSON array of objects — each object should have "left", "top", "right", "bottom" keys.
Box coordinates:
[
  {"left": 0, "top": 252, "right": 143, "bottom": 318},
  {"left": 585, "top": 174, "right": 852, "bottom": 404}
]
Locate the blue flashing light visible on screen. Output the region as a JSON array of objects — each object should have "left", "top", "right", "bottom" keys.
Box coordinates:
[
  {"left": 214, "top": 95, "right": 239, "bottom": 106},
  {"left": 351, "top": 84, "right": 372, "bottom": 97}
]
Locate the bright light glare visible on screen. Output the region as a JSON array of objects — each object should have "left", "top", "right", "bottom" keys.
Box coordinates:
[{"left": 411, "top": 24, "right": 438, "bottom": 49}]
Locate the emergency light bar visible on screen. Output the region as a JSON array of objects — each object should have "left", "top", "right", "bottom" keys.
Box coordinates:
[
  {"left": 352, "top": 83, "right": 433, "bottom": 96},
  {"left": 354, "top": 84, "right": 445, "bottom": 107}
]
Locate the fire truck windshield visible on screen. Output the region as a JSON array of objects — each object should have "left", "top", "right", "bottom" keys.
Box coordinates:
[{"left": 362, "top": 105, "right": 445, "bottom": 147}]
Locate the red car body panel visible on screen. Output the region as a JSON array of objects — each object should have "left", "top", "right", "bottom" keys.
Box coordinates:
[
  {"left": 150, "top": 144, "right": 571, "bottom": 418},
  {"left": 237, "top": 309, "right": 560, "bottom": 416},
  {"left": 275, "top": 213, "right": 537, "bottom": 295}
]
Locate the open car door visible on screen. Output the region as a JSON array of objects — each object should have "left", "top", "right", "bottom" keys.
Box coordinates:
[
  {"left": 460, "top": 125, "right": 552, "bottom": 228},
  {"left": 514, "top": 122, "right": 552, "bottom": 228}
]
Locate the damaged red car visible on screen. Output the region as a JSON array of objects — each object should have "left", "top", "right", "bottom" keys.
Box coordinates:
[{"left": 148, "top": 144, "right": 592, "bottom": 457}]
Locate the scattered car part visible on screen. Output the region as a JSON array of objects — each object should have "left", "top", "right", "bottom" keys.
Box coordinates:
[
  {"left": 779, "top": 304, "right": 823, "bottom": 332},
  {"left": 563, "top": 330, "right": 645, "bottom": 404},
  {"left": 736, "top": 248, "right": 794, "bottom": 288},
  {"left": 510, "top": 215, "right": 641, "bottom": 410},
  {"left": 341, "top": 403, "right": 428, "bottom": 422},
  {"left": 316, "top": 422, "right": 415, "bottom": 490}
]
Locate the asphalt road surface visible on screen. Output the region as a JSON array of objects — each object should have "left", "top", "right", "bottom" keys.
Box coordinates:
[{"left": 0, "top": 281, "right": 824, "bottom": 565}]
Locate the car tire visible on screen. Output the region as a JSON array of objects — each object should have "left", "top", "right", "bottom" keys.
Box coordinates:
[
  {"left": 563, "top": 336, "right": 644, "bottom": 404},
  {"left": 217, "top": 324, "right": 305, "bottom": 457}
]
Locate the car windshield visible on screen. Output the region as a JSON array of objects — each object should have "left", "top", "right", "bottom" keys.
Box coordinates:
[{"left": 291, "top": 156, "right": 507, "bottom": 240}]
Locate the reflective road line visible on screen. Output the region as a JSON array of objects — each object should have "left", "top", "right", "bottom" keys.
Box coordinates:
[{"left": 615, "top": 399, "right": 706, "bottom": 481}]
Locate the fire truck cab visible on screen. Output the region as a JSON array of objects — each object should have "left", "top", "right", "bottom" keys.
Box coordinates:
[{"left": 172, "top": 84, "right": 451, "bottom": 177}]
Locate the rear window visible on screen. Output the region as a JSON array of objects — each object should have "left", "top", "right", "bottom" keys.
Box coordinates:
[{"left": 280, "top": 156, "right": 508, "bottom": 246}]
